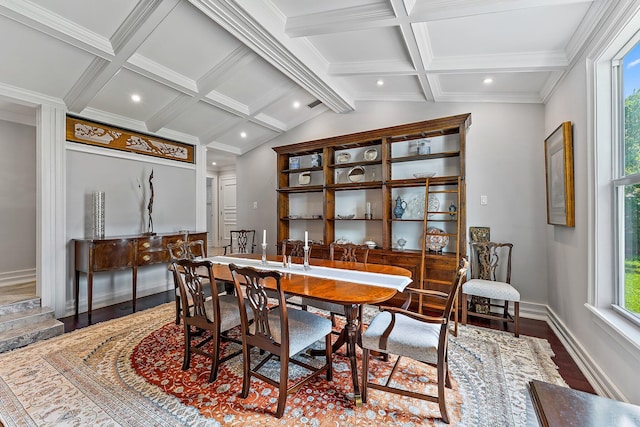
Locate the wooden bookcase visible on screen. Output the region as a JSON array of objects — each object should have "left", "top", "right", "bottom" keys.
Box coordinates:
[{"left": 273, "top": 113, "right": 470, "bottom": 307}]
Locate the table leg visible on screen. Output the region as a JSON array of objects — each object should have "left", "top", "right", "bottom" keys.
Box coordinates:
[
  {"left": 343, "top": 303, "right": 362, "bottom": 406},
  {"left": 132, "top": 266, "right": 137, "bottom": 312},
  {"left": 74, "top": 270, "right": 80, "bottom": 317},
  {"left": 87, "top": 271, "right": 93, "bottom": 322}
]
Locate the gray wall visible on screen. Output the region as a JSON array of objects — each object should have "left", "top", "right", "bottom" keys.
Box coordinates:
[
  {"left": 0, "top": 119, "right": 35, "bottom": 284},
  {"left": 236, "top": 101, "right": 548, "bottom": 308},
  {"left": 66, "top": 149, "right": 197, "bottom": 313}
]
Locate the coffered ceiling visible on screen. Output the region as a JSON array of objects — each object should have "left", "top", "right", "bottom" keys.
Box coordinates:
[{"left": 0, "top": 0, "right": 610, "bottom": 168}]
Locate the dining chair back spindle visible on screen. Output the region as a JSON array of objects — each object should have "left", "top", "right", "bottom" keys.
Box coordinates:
[
  {"left": 168, "top": 240, "right": 207, "bottom": 324},
  {"left": 224, "top": 229, "right": 256, "bottom": 255}
]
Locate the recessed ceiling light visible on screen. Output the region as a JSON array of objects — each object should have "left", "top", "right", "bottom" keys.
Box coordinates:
[
  {"left": 240, "top": 131, "right": 247, "bottom": 138},
  {"left": 293, "top": 101, "right": 301, "bottom": 108},
  {"left": 483, "top": 78, "right": 493, "bottom": 85},
  {"left": 211, "top": 161, "right": 217, "bottom": 166},
  {"left": 377, "top": 79, "right": 384, "bottom": 86},
  {"left": 131, "top": 94, "right": 141, "bottom": 102}
]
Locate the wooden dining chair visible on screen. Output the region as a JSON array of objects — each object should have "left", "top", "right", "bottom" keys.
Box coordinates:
[
  {"left": 461, "top": 241, "right": 519, "bottom": 337},
  {"left": 171, "top": 258, "right": 248, "bottom": 382},
  {"left": 229, "top": 263, "right": 333, "bottom": 418},
  {"left": 300, "top": 242, "right": 370, "bottom": 327},
  {"left": 329, "top": 242, "right": 369, "bottom": 264},
  {"left": 168, "top": 240, "right": 207, "bottom": 324},
  {"left": 281, "top": 239, "right": 308, "bottom": 259},
  {"left": 361, "top": 258, "right": 468, "bottom": 424},
  {"left": 223, "top": 229, "right": 256, "bottom": 255}
]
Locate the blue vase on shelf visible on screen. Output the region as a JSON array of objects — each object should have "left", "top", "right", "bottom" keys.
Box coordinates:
[{"left": 393, "top": 196, "right": 407, "bottom": 219}]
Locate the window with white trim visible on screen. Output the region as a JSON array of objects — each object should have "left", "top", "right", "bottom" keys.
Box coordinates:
[{"left": 614, "top": 42, "right": 640, "bottom": 323}]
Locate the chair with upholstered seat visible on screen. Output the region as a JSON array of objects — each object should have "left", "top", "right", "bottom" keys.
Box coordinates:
[
  {"left": 223, "top": 229, "right": 256, "bottom": 255},
  {"left": 461, "top": 241, "right": 519, "bottom": 337},
  {"left": 171, "top": 258, "right": 247, "bottom": 382},
  {"left": 168, "top": 240, "right": 207, "bottom": 325},
  {"left": 229, "top": 263, "right": 332, "bottom": 418},
  {"left": 361, "top": 259, "right": 468, "bottom": 424}
]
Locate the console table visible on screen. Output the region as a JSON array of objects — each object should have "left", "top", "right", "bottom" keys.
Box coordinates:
[
  {"left": 527, "top": 380, "right": 640, "bottom": 426},
  {"left": 74, "top": 231, "right": 207, "bottom": 319}
]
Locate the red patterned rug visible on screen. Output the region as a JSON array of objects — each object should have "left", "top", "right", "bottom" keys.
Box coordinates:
[{"left": 131, "top": 319, "right": 462, "bottom": 425}]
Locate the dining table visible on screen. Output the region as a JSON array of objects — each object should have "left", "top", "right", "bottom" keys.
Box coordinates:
[{"left": 204, "top": 253, "right": 413, "bottom": 405}]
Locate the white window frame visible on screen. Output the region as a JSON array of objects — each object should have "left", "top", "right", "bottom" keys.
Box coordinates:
[
  {"left": 588, "top": 2, "right": 640, "bottom": 342},
  {"left": 612, "top": 45, "right": 640, "bottom": 325}
]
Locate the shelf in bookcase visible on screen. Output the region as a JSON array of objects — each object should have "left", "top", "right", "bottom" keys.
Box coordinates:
[
  {"left": 390, "top": 150, "right": 460, "bottom": 164},
  {"left": 327, "top": 182, "right": 382, "bottom": 191},
  {"left": 277, "top": 185, "right": 323, "bottom": 193},
  {"left": 282, "top": 166, "right": 323, "bottom": 174},
  {"left": 328, "top": 159, "right": 380, "bottom": 169},
  {"left": 386, "top": 176, "right": 459, "bottom": 188}
]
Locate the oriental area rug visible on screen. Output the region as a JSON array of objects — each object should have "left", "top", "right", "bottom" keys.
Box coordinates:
[{"left": 0, "top": 303, "right": 566, "bottom": 426}]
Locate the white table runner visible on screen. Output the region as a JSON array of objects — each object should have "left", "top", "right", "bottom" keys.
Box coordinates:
[{"left": 207, "top": 256, "right": 412, "bottom": 292}]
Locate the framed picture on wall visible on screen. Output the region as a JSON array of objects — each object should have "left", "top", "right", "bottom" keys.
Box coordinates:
[{"left": 544, "top": 121, "right": 575, "bottom": 227}]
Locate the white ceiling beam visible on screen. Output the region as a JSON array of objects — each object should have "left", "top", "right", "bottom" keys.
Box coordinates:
[
  {"left": 145, "top": 46, "right": 254, "bottom": 132},
  {"left": 329, "top": 60, "right": 417, "bottom": 76},
  {"left": 0, "top": 0, "right": 113, "bottom": 58},
  {"left": 284, "top": 3, "right": 396, "bottom": 38},
  {"left": 427, "top": 51, "right": 569, "bottom": 73},
  {"left": 126, "top": 53, "right": 199, "bottom": 94},
  {"left": 389, "top": 0, "right": 433, "bottom": 101},
  {"left": 64, "top": 0, "right": 181, "bottom": 113},
  {"left": 190, "top": 0, "right": 355, "bottom": 113},
  {"left": 406, "top": 0, "right": 594, "bottom": 22}
]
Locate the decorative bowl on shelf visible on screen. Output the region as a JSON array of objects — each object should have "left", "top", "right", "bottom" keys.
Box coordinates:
[
  {"left": 413, "top": 172, "right": 436, "bottom": 179},
  {"left": 364, "top": 240, "right": 376, "bottom": 249},
  {"left": 347, "top": 166, "right": 365, "bottom": 182},
  {"left": 288, "top": 215, "right": 300, "bottom": 219},
  {"left": 336, "top": 152, "right": 351, "bottom": 163},
  {"left": 337, "top": 214, "right": 355, "bottom": 219},
  {"left": 298, "top": 171, "right": 311, "bottom": 185}
]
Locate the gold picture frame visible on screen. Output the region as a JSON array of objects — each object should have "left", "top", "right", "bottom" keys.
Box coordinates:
[{"left": 544, "top": 121, "right": 574, "bottom": 227}]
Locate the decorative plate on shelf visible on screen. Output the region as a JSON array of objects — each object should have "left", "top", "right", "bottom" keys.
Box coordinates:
[
  {"left": 336, "top": 152, "right": 351, "bottom": 163},
  {"left": 363, "top": 148, "right": 378, "bottom": 161},
  {"left": 347, "top": 166, "right": 365, "bottom": 182},
  {"left": 298, "top": 171, "right": 311, "bottom": 185},
  {"left": 426, "top": 227, "right": 449, "bottom": 251}
]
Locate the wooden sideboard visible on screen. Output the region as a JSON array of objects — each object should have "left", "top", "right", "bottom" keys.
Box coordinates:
[{"left": 74, "top": 231, "right": 207, "bottom": 319}]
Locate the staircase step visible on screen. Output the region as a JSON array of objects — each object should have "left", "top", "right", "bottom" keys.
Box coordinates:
[
  {"left": 0, "top": 306, "right": 56, "bottom": 333},
  {"left": 0, "top": 318, "right": 64, "bottom": 353},
  {"left": 0, "top": 296, "right": 41, "bottom": 316}
]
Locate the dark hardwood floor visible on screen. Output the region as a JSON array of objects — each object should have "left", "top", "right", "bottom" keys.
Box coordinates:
[{"left": 58, "top": 291, "right": 595, "bottom": 395}]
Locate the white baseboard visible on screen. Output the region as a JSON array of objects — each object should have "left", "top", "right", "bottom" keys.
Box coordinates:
[
  {"left": 0, "top": 269, "right": 36, "bottom": 287},
  {"left": 65, "top": 281, "right": 173, "bottom": 317},
  {"left": 545, "top": 305, "right": 624, "bottom": 400}
]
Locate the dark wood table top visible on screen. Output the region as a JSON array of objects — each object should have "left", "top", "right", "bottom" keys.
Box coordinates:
[
  {"left": 208, "top": 254, "right": 412, "bottom": 306},
  {"left": 528, "top": 380, "right": 640, "bottom": 427}
]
